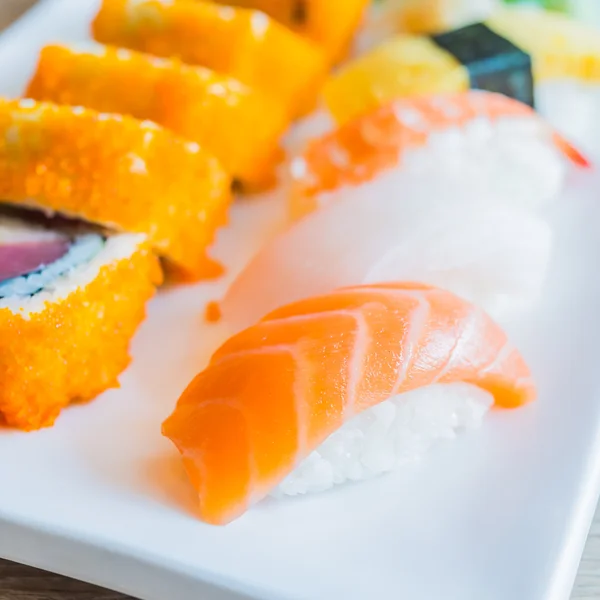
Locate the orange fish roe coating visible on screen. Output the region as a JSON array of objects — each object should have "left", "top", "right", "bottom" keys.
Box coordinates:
[
  {"left": 204, "top": 300, "right": 222, "bottom": 323},
  {"left": 26, "top": 44, "right": 289, "bottom": 188},
  {"left": 211, "top": 0, "right": 370, "bottom": 63},
  {"left": 0, "top": 239, "right": 162, "bottom": 431},
  {"left": 92, "top": 0, "right": 328, "bottom": 117},
  {"left": 0, "top": 99, "right": 231, "bottom": 280}
]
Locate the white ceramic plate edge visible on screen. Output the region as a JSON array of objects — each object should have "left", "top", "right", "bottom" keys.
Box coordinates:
[{"left": 1, "top": 3, "right": 600, "bottom": 600}]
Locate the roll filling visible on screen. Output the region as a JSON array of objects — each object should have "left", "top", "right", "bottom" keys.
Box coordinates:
[
  {"left": 0, "top": 216, "right": 104, "bottom": 298},
  {"left": 0, "top": 207, "right": 161, "bottom": 431}
]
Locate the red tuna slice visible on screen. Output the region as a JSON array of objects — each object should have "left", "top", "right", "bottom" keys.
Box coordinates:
[{"left": 0, "top": 239, "right": 71, "bottom": 282}]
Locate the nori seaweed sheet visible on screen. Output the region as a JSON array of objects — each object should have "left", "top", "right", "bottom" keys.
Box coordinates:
[{"left": 432, "top": 22, "right": 535, "bottom": 107}]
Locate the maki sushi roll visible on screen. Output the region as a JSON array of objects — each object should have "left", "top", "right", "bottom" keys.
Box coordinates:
[
  {"left": 0, "top": 99, "right": 231, "bottom": 281},
  {"left": 0, "top": 208, "right": 161, "bottom": 430},
  {"left": 25, "top": 44, "right": 288, "bottom": 189},
  {"left": 92, "top": 0, "right": 328, "bottom": 117},
  {"left": 210, "top": 0, "right": 370, "bottom": 63}
]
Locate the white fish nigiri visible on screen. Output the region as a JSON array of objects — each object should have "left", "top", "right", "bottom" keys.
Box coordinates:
[{"left": 221, "top": 179, "right": 552, "bottom": 332}]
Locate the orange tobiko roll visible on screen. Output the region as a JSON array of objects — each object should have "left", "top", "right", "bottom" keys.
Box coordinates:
[
  {"left": 92, "top": 0, "right": 328, "bottom": 117},
  {"left": 26, "top": 44, "right": 288, "bottom": 188},
  {"left": 0, "top": 99, "right": 231, "bottom": 280},
  {"left": 0, "top": 226, "right": 161, "bottom": 431},
  {"left": 210, "top": 0, "right": 370, "bottom": 63}
]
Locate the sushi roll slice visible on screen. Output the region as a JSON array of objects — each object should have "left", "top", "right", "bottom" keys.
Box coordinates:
[
  {"left": 221, "top": 178, "right": 553, "bottom": 331},
  {"left": 92, "top": 0, "right": 328, "bottom": 118},
  {"left": 325, "top": 5, "right": 600, "bottom": 126},
  {"left": 25, "top": 44, "right": 288, "bottom": 189},
  {"left": 0, "top": 98, "right": 231, "bottom": 281},
  {"left": 0, "top": 208, "right": 161, "bottom": 430},
  {"left": 163, "top": 282, "right": 536, "bottom": 525},
  {"left": 210, "top": 0, "right": 370, "bottom": 63},
  {"left": 289, "top": 91, "right": 586, "bottom": 222}
]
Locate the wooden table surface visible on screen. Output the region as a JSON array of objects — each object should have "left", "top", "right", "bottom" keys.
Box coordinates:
[{"left": 0, "top": 0, "right": 599, "bottom": 599}]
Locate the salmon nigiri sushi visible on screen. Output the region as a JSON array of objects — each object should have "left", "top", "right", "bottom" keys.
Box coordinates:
[
  {"left": 163, "top": 282, "right": 536, "bottom": 525},
  {"left": 288, "top": 90, "right": 587, "bottom": 221}
]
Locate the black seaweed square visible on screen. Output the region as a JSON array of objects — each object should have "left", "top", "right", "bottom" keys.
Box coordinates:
[{"left": 432, "top": 23, "right": 535, "bottom": 108}]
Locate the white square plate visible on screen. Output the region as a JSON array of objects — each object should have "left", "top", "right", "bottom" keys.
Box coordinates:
[{"left": 1, "top": 2, "right": 600, "bottom": 599}]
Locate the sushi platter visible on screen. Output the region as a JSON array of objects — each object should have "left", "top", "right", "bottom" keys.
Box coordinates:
[{"left": 2, "top": 0, "right": 600, "bottom": 599}]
